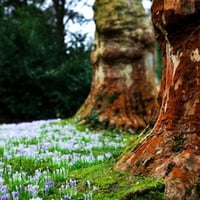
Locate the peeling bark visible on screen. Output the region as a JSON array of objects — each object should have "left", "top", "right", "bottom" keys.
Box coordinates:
[
  {"left": 76, "top": 0, "right": 158, "bottom": 132},
  {"left": 115, "top": 0, "right": 200, "bottom": 199}
]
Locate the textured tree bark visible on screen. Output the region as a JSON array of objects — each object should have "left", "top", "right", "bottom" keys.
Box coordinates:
[
  {"left": 76, "top": 0, "right": 158, "bottom": 132},
  {"left": 115, "top": 0, "right": 200, "bottom": 199}
]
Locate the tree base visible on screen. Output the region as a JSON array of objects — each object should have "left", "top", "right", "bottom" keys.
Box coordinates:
[{"left": 115, "top": 127, "right": 200, "bottom": 199}]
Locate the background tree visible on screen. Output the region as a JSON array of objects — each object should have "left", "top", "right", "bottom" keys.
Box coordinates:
[
  {"left": 115, "top": 0, "right": 200, "bottom": 199},
  {"left": 76, "top": 0, "right": 158, "bottom": 132},
  {"left": 0, "top": 0, "right": 92, "bottom": 122},
  {"left": 49, "top": 0, "right": 90, "bottom": 57}
]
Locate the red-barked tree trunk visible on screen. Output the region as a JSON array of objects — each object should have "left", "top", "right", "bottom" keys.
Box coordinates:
[
  {"left": 76, "top": 0, "right": 158, "bottom": 132},
  {"left": 115, "top": 0, "right": 200, "bottom": 199}
]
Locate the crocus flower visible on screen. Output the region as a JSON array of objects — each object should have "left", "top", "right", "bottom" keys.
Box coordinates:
[
  {"left": 27, "top": 185, "right": 39, "bottom": 197},
  {"left": 64, "top": 194, "right": 71, "bottom": 200},
  {"left": 0, "top": 185, "right": 8, "bottom": 194},
  {"left": 0, "top": 195, "right": 7, "bottom": 200},
  {"left": 12, "top": 191, "right": 19, "bottom": 199},
  {"left": 0, "top": 193, "right": 9, "bottom": 200},
  {"left": 43, "top": 181, "right": 55, "bottom": 191}
]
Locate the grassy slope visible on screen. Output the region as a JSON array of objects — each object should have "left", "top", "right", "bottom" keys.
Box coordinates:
[
  {"left": 69, "top": 161, "right": 165, "bottom": 200},
  {"left": 65, "top": 120, "right": 165, "bottom": 200}
]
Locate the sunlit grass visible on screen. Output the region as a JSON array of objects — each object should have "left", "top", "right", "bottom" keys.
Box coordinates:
[{"left": 0, "top": 119, "right": 164, "bottom": 199}]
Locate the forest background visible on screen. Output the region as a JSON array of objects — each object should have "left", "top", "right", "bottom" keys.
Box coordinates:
[{"left": 0, "top": 0, "right": 161, "bottom": 123}]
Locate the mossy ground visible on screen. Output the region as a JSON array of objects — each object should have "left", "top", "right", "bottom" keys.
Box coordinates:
[
  {"left": 69, "top": 160, "right": 165, "bottom": 200},
  {"left": 57, "top": 119, "right": 165, "bottom": 199}
]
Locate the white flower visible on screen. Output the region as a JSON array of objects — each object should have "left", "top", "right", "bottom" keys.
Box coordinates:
[
  {"left": 29, "top": 198, "right": 43, "bottom": 200},
  {"left": 0, "top": 177, "right": 4, "bottom": 185}
]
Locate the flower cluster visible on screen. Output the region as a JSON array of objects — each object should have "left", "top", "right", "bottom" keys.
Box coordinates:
[{"left": 0, "top": 119, "right": 128, "bottom": 199}]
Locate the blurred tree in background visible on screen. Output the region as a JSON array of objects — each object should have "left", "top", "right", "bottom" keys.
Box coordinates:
[{"left": 0, "top": 0, "right": 92, "bottom": 122}]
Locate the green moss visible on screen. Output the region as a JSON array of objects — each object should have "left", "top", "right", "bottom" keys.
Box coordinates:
[
  {"left": 69, "top": 162, "right": 165, "bottom": 199},
  {"left": 119, "top": 127, "right": 151, "bottom": 158},
  {"left": 94, "top": 0, "right": 147, "bottom": 32}
]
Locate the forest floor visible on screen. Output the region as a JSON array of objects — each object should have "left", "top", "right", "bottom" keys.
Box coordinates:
[{"left": 0, "top": 118, "right": 165, "bottom": 199}]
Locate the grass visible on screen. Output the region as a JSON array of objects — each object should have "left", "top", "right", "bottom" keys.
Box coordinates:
[{"left": 0, "top": 118, "right": 165, "bottom": 199}]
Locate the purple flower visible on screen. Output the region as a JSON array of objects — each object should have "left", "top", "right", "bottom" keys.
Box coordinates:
[
  {"left": 69, "top": 179, "right": 76, "bottom": 187},
  {"left": 43, "top": 181, "right": 55, "bottom": 191},
  {"left": 12, "top": 191, "right": 19, "bottom": 199},
  {"left": 0, "top": 194, "right": 9, "bottom": 200},
  {"left": 27, "top": 185, "right": 39, "bottom": 197},
  {"left": 0, "top": 186, "right": 8, "bottom": 194},
  {"left": 64, "top": 194, "right": 71, "bottom": 200}
]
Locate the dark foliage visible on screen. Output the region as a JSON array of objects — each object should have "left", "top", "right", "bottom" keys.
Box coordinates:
[{"left": 0, "top": 1, "right": 92, "bottom": 123}]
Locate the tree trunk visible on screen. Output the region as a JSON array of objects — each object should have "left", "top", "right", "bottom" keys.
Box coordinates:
[
  {"left": 76, "top": 0, "right": 158, "bottom": 132},
  {"left": 115, "top": 0, "right": 200, "bottom": 199}
]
